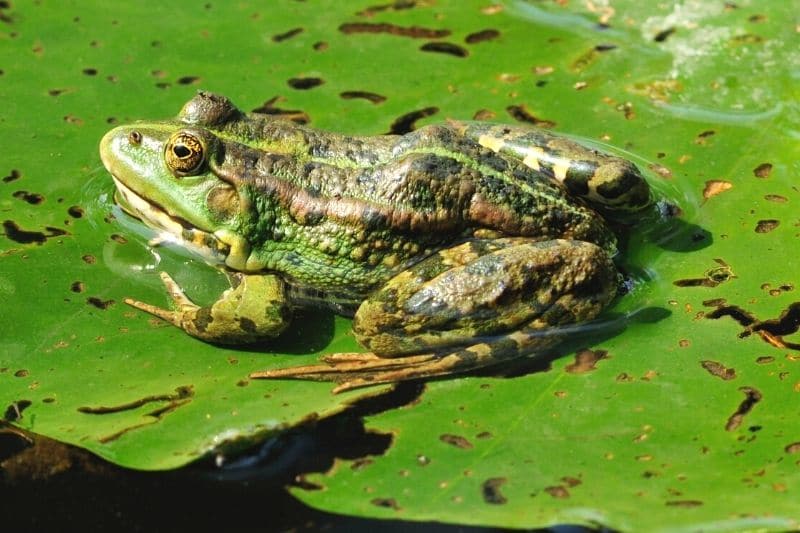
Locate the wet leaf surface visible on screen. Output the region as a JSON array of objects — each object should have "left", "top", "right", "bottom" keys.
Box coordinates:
[{"left": 1, "top": 0, "right": 799, "bottom": 531}]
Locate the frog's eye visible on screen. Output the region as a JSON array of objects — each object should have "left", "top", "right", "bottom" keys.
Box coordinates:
[{"left": 165, "top": 132, "right": 206, "bottom": 177}]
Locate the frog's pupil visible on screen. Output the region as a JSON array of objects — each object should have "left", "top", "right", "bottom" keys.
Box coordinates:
[{"left": 174, "top": 144, "right": 191, "bottom": 158}]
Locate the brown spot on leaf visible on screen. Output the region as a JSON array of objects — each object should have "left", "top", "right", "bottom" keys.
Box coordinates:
[
  {"left": 86, "top": 297, "right": 114, "bottom": 310},
  {"left": 3, "top": 169, "right": 21, "bottom": 183},
  {"left": 351, "top": 458, "right": 373, "bottom": 471},
  {"left": 272, "top": 27, "right": 303, "bottom": 42},
  {"left": 4, "top": 400, "right": 32, "bottom": 422},
  {"left": 666, "top": 500, "right": 703, "bottom": 507},
  {"left": 370, "top": 497, "right": 401, "bottom": 510},
  {"left": 177, "top": 76, "right": 200, "bottom": 85},
  {"left": 357, "top": 1, "right": 424, "bottom": 17},
  {"left": 753, "top": 163, "right": 773, "bottom": 178},
  {"left": 565, "top": 348, "right": 607, "bottom": 374},
  {"left": 481, "top": 477, "right": 507, "bottom": 504},
  {"left": 764, "top": 194, "right": 787, "bottom": 203},
  {"left": 506, "top": 104, "right": 555, "bottom": 128},
  {"left": 67, "top": 205, "right": 84, "bottom": 218},
  {"left": 340, "top": 90, "right": 386, "bottom": 104},
  {"left": 82, "top": 254, "right": 96, "bottom": 264},
  {"left": 12, "top": 190, "right": 44, "bottom": 205},
  {"left": 785, "top": 442, "right": 800, "bottom": 454},
  {"left": 2, "top": 220, "right": 67, "bottom": 245},
  {"left": 82, "top": 67, "right": 97, "bottom": 76},
  {"left": 312, "top": 41, "right": 328, "bottom": 51},
  {"left": 725, "top": 386, "right": 762, "bottom": 431},
  {"left": 287, "top": 77, "right": 324, "bottom": 90},
  {"left": 420, "top": 41, "right": 468, "bottom": 57},
  {"left": 702, "top": 180, "right": 732, "bottom": 200},
  {"left": 70, "top": 281, "right": 84, "bottom": 293},
  {"left": 700, "top": 360, "right": 736, "bottom": 380},
  {"left": 110, "top": 233, "right": 128, "bottom": 244},
  {"left": 545, "top": 485, "right": 570, "bottom": 498},
  {"left": 251, "top": 96, "right": 310, "bottom": 124},
  {"left": 386, "top": 106, "right": 438, "bottom": 134},
  {"left": 648, "top": 163, "right": 673, "bottom": 178},
  {"left": 653, "top": 27, "right": 676, "bottom": 42},
  {"left": 14, "top": 369, "right": 29, "bottom": 378},
  {"left": 339, "top": 22, "right": 449, "bottom": 39},
  {"left": 755, "top": 356, "right": 774, "bottom": 364},
  {"left": 439, "top": 434, "right": 473, "bottom": 449},
  {"left": 755, "top": 219, "right": 779, "bottom": 233},
  {"left": 465, "top": 29, "right": 500, "bottom": 44},
  {"left": 472, "top": 109, "right": 496, "bottom": 120}
]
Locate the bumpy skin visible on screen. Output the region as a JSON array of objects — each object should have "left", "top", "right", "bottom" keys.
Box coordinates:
[{"left": 99, "top": 91, "right": 651, "bottom": 392}]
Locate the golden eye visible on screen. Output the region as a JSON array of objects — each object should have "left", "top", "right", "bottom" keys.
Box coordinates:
[{"left": 165, "top": 132, "right": 205, "bottom": 176}]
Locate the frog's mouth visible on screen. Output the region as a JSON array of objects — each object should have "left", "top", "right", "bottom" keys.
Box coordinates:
[{"left": 112, "top": 177, "right": 251, "bottom": 270}]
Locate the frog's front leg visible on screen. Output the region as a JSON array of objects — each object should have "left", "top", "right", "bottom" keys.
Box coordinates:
[
  {"left": 125, "top": 271, "right": 291, "bottom": 344},
  {"left": 251, "top": 238, "right": 619, "bottom": 392}
]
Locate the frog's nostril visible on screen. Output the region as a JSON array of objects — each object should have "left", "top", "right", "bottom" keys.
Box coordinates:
[{"left": 128, "top": 130, "right": 142, "bottom": 145}]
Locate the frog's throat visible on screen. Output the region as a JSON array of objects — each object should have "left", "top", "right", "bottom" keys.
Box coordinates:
[{"left": 112, "top": 177, "right": 252, "bottom": 271}]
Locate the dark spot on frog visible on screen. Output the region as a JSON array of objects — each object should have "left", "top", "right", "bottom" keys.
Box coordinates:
[
  {"left": 420, "top": 42, "right": 469, "bottom": 58},
  {"left": 70, "top": 281, "right": 84, "bottom": 293},
  {"left": 465, "top": 29, "right": 500, "bottom": 44},
  {"left": 110, "top": 233, "right": 127, "bottom": 244},
  {"left": 340, "top": 90, "right": 386, "bottom": 104},
  {"left": 67, "top": 205, "right": 84, "bottom": 218},
  {"left": 82, "top": 67, "right": 97, "bottom": 76},
  {"left": 14, "top": 369, "right": 29, "bottom": 378},
  {"left": 3, "top": 169, "right": 21, "bottom": 183},
  {"left": 700, "top": 360, "right": 736, "bottom": 381},
  {"left": 4, "top": 400, "right": 32, "bottom": 422},
  {"left": 81, "top": 254, "right": 96, "bottom": 264},
  {"left": 237, "top": 317, "right": 257, "bottom": 333},
  {"left": 12, "top": 190, "right": 44, "bottom": 205},
  {"left": 755, "top": 219, "right": 779, "bottom": 233},
  {"left": 565, "top": 348, "right": 607, "bottom": 374},
  {"left": 86, "top": 297, "right": 114, "bottom": 310},
  {"left": 753, "top": 163, "right": 773, "bottom": 178},
  {"left": 177, "top": 76, "right": 200, "bottom": 85},
  {"left": 386, "top": 106, "right": 439, "bottom": 135},
  {"left": 271, "top": 27, "right": 303, "bottom": 42},
  {"left": 653, "top": 27, "right": 676, "bottom": 42},
  {"left": 287, "top": 77, "right": 324, "bottom": 90},
  {"left": 2, "top": 220, "right": 67, "bottom": 245},
  {"left": 370, "top": 498, "right": 400, "bottom": 510},
  {"left": 506, "top": 104, "right": 556, "bottom": 128},
  {"left": 339, "top": 22, "right": 450, "bottom": 39},
  {"left": 252, "top": 96, "right": 310, "bottom": 124},
  {"left": 725, "top": 386, "right": 762, "bottom": 431},
  {"left": 481, "top": 477, "right": 507, "bottom": 504},
  {"left": 439, "top": 433, "right": 473, "bottom": 449}
]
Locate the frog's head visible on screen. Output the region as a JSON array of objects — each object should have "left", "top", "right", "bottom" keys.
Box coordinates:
[{"left": 99, "top": 93, "right": 256, "bottom": 271}]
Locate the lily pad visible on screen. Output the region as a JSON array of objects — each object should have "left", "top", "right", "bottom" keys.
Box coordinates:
[{"left": 1, "top": 0, "right": 799, "bottom": 531}]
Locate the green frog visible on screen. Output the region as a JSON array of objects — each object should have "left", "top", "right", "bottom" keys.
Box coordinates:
[{"left": 100, "top": 91, "right": 651, "bottom": 393}]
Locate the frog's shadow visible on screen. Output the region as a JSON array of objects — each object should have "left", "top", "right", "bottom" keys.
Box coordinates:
[{"left": 229, "top": 308, "right": 340, "bottom": 355}]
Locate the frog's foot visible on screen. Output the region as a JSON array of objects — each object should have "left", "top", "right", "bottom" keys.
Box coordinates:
[
  {"left": 125, "top": 271, "right": 290, "bottom": 344},
  {"left": 249, "top": 327, "right": 563, "bottom": 393},
  {"left": 250, "top": 352, "right": 441, "bottom": 393}
]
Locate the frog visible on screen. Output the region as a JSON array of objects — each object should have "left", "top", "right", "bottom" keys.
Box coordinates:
[{"left": 99, "top": 91, "right": 652, "bottom": 393}]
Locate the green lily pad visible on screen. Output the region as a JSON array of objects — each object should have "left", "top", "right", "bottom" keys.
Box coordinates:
[{"left": 2, "top": 0, "right": 799, "bottom": 530}]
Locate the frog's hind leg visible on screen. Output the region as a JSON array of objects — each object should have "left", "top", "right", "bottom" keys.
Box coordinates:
[
  {"left": 451, "top": 121, "right": 651, "bottom": 215},
  {"left": 250, "top": 238, "right": 619, "bottom": 393}
]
